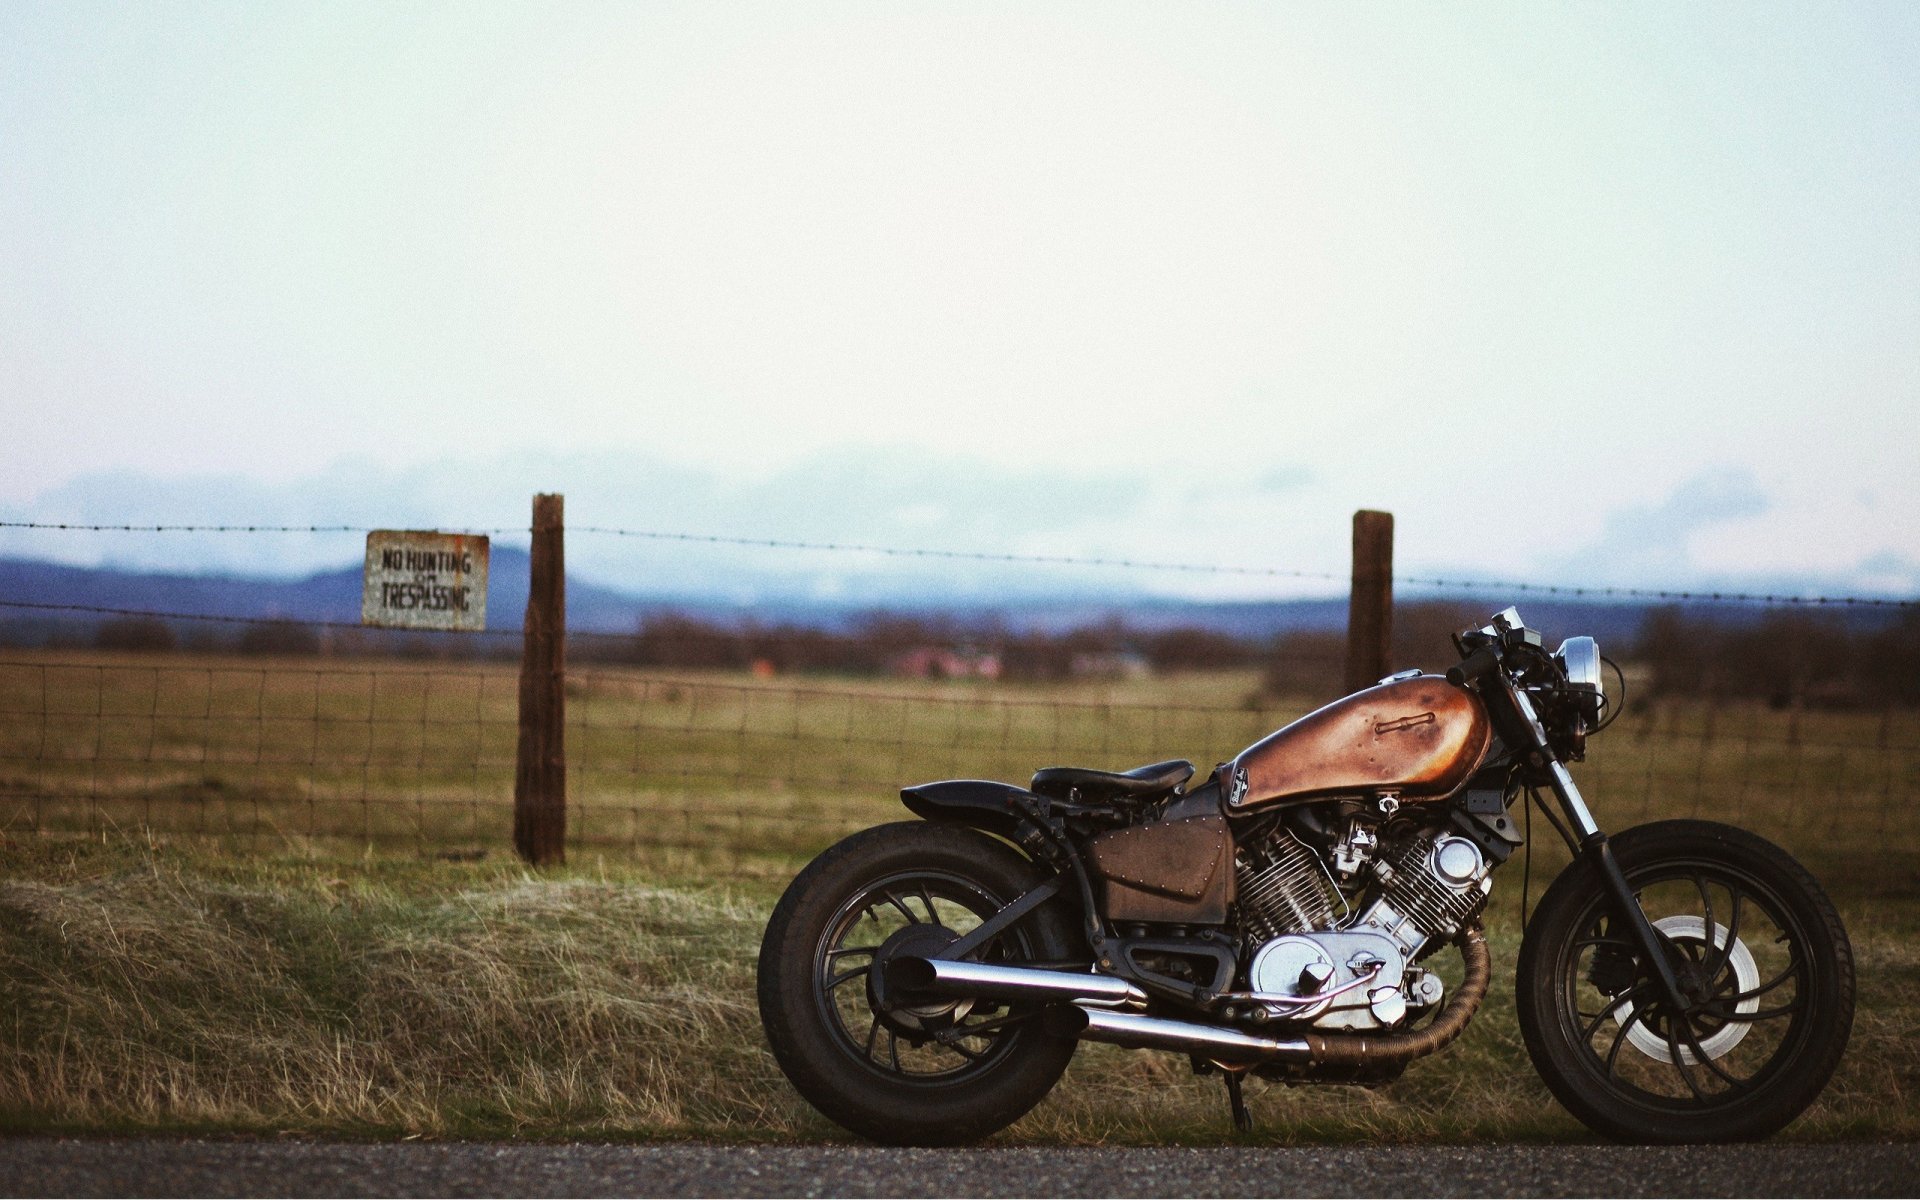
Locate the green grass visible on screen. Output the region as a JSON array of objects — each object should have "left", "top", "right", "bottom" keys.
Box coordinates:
[
  {"left": 2, "top": 651, "right": 1914, "bottom": 1141},
  {"left": 2, "top": 837, "right": 1912, "bottom": 1143},
  {"left": 4, "top": 651, "right": 1914, "bottom": 890}
]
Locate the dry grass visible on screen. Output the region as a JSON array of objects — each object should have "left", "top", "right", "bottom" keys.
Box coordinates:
[
  {"left": 4, "top": 651, "right": 1915, "bottom": 892},
  {"left": 3, "top": 651, "right": 1913, "bottom": 1140},
  {"left": 3, "top": 837, "right": 1913, "bottom": 1143},
  {"left": 0, "top": 838, "right": 781, "bottom": 1136}
]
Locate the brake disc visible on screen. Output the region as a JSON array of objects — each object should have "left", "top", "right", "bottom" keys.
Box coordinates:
[{"left": 1615, "top": 914, "right": 1760, "bottom": 1065}]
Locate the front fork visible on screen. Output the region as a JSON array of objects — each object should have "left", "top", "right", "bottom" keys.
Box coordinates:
[{"left": 1511, "top": 687, "right": 1692, "bottom": 1015}]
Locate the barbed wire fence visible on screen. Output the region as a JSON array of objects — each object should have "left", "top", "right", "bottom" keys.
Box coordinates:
[{"left": 1, "top": 506, "right": 1914, "bottom": 886}]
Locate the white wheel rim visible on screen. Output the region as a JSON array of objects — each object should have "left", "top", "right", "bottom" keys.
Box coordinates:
[{"left": 1615, "top": 914, "right": 1760, "bottom": 1065}]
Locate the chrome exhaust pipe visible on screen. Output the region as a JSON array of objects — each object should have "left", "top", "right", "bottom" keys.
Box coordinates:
[
  {"left": 887, "top": 957, "right": 1148, "bottom": 1010},
  {"left": 1049, "top": 1004, "right": 1314, "bottom": 1063}
]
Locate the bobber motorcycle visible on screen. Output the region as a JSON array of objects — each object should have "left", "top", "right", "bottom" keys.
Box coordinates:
[{"left": 757, "top": 608, "right": 1854, "bottom": 1143}]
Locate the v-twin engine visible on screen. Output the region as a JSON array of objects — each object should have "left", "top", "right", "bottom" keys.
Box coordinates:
[{"left": 1233, "top": 828, "right": 1492, "bottom": 1031}]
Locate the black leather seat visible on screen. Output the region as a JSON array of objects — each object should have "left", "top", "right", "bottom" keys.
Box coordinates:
[{"left": 1029, "top": 758, "right": 1194, "bottom": 804}]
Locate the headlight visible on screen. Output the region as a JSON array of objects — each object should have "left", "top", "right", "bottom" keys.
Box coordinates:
[{"left": 1555, "top": 636, "right": 1604, "bottom": 719}]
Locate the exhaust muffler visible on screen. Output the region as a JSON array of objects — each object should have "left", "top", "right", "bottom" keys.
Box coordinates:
[
  {"left": 1048, "top": 1004, "right": 1314, "bottom": 1062},
  {"left": 886, "top": 957, "right": 1149, "bottom": 1010}
]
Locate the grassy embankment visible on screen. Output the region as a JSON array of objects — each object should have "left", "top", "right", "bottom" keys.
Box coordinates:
[{"left": 2, "top": 836, "right": 1914, "bottom": 1143}]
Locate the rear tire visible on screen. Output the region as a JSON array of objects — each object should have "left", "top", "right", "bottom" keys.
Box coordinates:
[
  {"left": 757, "top": 821, "right": 1081, "bottom": 1145},
  {"left": 1517, "top": 820, "right": 1853, "bottom": 1142}
]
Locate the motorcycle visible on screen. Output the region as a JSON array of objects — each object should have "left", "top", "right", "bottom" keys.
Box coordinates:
[{"left": 757, "top": 608, "right": 1854, "bottom": 1144}]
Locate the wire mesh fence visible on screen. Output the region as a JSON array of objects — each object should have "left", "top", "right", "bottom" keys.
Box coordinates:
[
  {"left": 0, "top": 655, "right": 517, "bottom": 851},
  {"left": 4, "top": 649, "right": 1914, "bottom": 886},
  {"left": 2, "top": 511, "right": 1915, "bottom": 887}
]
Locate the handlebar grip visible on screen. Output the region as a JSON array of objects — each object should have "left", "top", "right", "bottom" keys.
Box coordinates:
[{"left": 1446, "top": 644, "right": 1502, "bottom": 687}]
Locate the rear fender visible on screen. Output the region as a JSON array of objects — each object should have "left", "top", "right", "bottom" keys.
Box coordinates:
[{"left": 900, "top": 779, "right": 1040, "bottom": 841}]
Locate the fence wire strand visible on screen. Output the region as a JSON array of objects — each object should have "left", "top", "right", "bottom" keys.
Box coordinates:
[
  {"left": 3, "top": 519, "right": 1912, "bottom": 607},
  {"left": 1, "top": 517, "right": 1916, "bottom": 879}
]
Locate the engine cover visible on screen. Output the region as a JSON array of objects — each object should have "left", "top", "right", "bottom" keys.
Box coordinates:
[{"left": 1247, "top": 929, "right": 1407, "bottom": 1030}]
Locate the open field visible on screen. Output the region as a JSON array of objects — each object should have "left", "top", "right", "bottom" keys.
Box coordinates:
[
  {"left": 3, "top": 650, "right": 1915, "bottom": 889},
  {"left": 1, "top": 837, "right": 1915, "bottom": 1143},
  {"left": 2, "top": 651, "right": 1913, "bottom": 1140}
]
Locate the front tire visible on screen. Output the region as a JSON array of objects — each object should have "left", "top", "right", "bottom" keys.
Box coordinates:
[
  {"left": 757, "top": 821, "right": 1081, "bottom": 1145},
  {"left": 1517, "top": 820, "right": 1854, "bottom": 1142}
]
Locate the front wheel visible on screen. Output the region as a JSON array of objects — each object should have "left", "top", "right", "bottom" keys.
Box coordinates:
[
  {"left": 757, "top": 821, "right": 1081, "bottom": 1145},
  {"left": 1517, "top": 820, "right": 1854, "bottom": 1142}
]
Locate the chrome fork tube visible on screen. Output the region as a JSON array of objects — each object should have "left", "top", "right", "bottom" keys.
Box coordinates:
[
  {"left": 1509, "top": 679, "right": 1688, "bottom": 1012},
  {"left": 1510, "top": 685, "right": 1599, "bottom": 838}
]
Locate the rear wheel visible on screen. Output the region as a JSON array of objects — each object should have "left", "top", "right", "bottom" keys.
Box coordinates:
[
  {"left": 757, "top": 821, "right": 1081, "bottom": 1145},
  {"left": 1517, "top": 820, "right": 1853, "bottom": 1142}
]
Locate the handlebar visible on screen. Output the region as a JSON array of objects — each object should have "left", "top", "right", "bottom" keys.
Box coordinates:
[{"left": 1446, "top": 643, "right": 1502, "bottom": 687}]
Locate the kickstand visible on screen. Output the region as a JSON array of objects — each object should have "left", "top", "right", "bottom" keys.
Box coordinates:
[{"left": 1224, "top": 1071, "right": 1252, "bottom": 1134}]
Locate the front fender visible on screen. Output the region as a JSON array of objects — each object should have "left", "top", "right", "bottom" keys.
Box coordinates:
[{"left": 900, "top": 779, "right": 1040, "bottom": 840}]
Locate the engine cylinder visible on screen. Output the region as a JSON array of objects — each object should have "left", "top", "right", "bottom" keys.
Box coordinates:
[
  {"left": 1236, "top": 832, "right": 1342, "bottom": 940},
  {"left": 1365, "top": 834, "right": 1491, "bottom": 953}
]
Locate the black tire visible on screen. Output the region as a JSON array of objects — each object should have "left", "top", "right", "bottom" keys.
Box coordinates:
[
  {"left": 1517, "top": 819, "right": 1854, "bottom": 1142},
  {"left": 757, "top": 821, "right": 1082, "bottom": 1145}
]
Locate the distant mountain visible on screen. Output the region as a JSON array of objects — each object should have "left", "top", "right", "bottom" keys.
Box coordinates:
[
  {"left": 0, "top": 549, "right": 661, "bottom": 640},
  {"left": 0, "top": 551, "right": 1879, "bottom": 652}
]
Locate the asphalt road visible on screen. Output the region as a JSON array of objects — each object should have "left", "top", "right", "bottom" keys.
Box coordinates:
[{"left": 3, "top": 1138, "right": 1917, "bottom": 1198}]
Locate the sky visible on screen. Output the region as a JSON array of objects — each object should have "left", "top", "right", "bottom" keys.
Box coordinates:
[{"left": 2, "top": 2, "right": 1916, "bottom": 601}]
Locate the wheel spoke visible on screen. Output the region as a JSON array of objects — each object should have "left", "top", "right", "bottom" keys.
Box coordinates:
[
  {"left": 1681, "top": 1021, "right": 1758, "bottom": 1090},
  {"left": 1603, "top": 1002, "right": 1649, "bottom": 1079},
  {"left": 1722, "top": 958, "right": 1802, "bottom": 1004},
  {"left": 887, "top": 1028, "right": 903, "bottom": 1072},
  {"left": 864, "top": 1015, "right": 880, "bottom": 1059},
  {"left": 1676, "top": 1021, "right": 1750, "bottom": 1091},
  {"left": 827, "top": 946, "right": 876, "bottom": 961},
  {"left": 1693, "top": 873, "right": 1717, "bottom": 954},
  {"left": 1579, "top": 987, "right": 1639, "bottom": 1044},
  {"left": 1713, "top": 999, "right": 1806, "bottom": 1024},
  {"left": 1711, "top": 889, "right": 1746, "bottom": 981},
  {"left": 1663, "top": 1024, "right": 1709, "bottom": 1101},
  {"left": 827, "top": 963, "right": 871, "bottom": 990},
  {"left": 880, "top": 888, "right": 917, "bottom": 924}
]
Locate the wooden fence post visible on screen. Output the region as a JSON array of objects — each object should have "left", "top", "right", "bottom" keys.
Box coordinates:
[
  {"left": 1345, "top": 509, "right": 1394, "bottom": 694},
  {"left": 514, "top": 493, "right": 567, "bottom": 865}
]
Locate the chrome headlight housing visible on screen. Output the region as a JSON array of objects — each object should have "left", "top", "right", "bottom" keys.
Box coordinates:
[{"left": 1555, "top": 636, "right": 1604, "bottom": 721}]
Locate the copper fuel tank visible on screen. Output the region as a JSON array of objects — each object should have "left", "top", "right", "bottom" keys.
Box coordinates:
[{"left": 1228, "top": 675, "right": 1491, "bottom": 810}]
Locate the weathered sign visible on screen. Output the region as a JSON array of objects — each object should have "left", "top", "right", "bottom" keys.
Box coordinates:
[{"left": 361, "top": 530, "right": 489, "bottom": 632}]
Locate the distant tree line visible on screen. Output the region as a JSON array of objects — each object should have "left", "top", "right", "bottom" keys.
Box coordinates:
[
  {"left": 1261, "top": 602, "right": 1502, "bottom": 698},
  {"left": 1258, "top": 601, "right": 1920, "bottom": 710},
  {"left": 14, "top": 615, "right": 506, "bottom": 661},
  {"left": 601, "top": 612, "right": 1263, "bottom": 681},
  {"left": 1635, "top": 606, "right": 1920, "bottom": 708},
  {"left": 10, "top": 600, "right": 1916, "bottom": 708}
]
